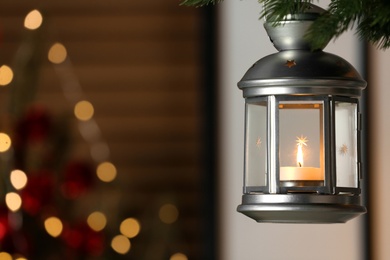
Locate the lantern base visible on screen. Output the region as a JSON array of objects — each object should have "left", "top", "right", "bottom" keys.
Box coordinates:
[
  {"left": 237, "top": 194, "right": 366, "bottom": 223},
  {"left": 280, "top": 180, "right": 324, "bottom": 187}
]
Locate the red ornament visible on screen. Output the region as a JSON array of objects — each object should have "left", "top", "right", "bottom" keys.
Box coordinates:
[
  {"left": 15, "top": 105, "right": 51, "bottom": 144},
  {"left": 21, "top": 170, "right": 54, "bottom": 216},
  {"left": 0, "top": 206, "right": 10, "bottom": 241},
  {"left": 62, "top": 222, "right": 104, "bottom": 256},
  {"left": 61, "top": 161, "right": 94, "bottom": 199}
]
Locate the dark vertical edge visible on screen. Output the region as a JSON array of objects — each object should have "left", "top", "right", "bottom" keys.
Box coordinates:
[
  {"left": 199, "top": 5, "right": 218, "bottom": 260},
  {"left": 359, "top": 40, "right": 371, "bottom": 260}
]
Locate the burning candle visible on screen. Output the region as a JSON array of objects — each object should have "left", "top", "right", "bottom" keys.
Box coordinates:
[{"left": 280, "top": 136, "right": 323, "bottom": 181}]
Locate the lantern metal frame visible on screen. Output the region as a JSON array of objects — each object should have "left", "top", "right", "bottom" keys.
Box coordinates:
[{"left": 236, "top": 4, "right": 367, "bottom": 223}]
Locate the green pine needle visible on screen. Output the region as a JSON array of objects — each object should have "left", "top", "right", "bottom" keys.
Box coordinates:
[
  {"left": 180, "top": 0, "right": 223, "bottom": 7},
  {"left": 357, "top": 0, "right": 390, "bottom": 49},
  {"left": 259, "top": 0, "right": 313, "bottom": 22},
  {"left": 180, "top": 0, "right": 390, "bottom": 49},
  {"left": 305, "top": 0, "right": 361, "bottom": 50}
]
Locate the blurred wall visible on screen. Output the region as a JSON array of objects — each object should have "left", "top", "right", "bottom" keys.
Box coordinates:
[
  {"left": 369, "top": 47, "right": 390, "bottom": 260},
  {"left": 218, "top": 1, "right": 366, "bottom": 260}
]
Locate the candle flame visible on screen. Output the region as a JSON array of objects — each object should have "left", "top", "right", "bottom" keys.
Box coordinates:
[
  {"left": 296, "top": 135, "right": 308, "bottom": 147},
  {"left": 296, "top": 136, "right": 308, "bottom": 167},
  {"left": 297, "top": 143, "right": 304, "bottom": 167}
]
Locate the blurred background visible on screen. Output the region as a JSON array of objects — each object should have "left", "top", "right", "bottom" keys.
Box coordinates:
[
  {"left": 0, "top": 1, "right": 216, "bottom": 259},
  {"left": 0, "top": 0, "right": 389, "bottom": 260}
]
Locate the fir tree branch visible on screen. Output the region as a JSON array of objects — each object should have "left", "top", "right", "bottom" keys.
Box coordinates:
[
  {"left": 180, "top": 0, "right": 390, "bottom": 49},
  {"left": 180, "top": 0, "right": 223, "bottom": 7},
  {"left": 306, "top": 0, "right": 362, "bottom": 50},
  {"left": 357, "top": 0, "right": 390, "bottom": 49},
  {"left": 259, "top": 0, "right": 313, "bottom": 22}
]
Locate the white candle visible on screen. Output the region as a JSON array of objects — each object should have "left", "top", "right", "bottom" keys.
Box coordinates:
[{"left": 280, "top": 166, "right": 323, "bottom": 180}]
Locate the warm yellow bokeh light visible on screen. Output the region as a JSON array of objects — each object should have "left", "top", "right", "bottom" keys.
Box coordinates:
[
  {"left": 14, "top": 256, "right": 27, "bottom": 260},
  {"left": 44, "top": 217, "right": 63, "bottom": 237},
  {"left": 48, "top": 43, "right": 67, "bottom": 64},
  {"left": 170, "top": 253, "right": 188, "bottom": 260},
  {"left": 0, "top": 252, "right": 12, "bottom": 260},
  {"left": 96, "top": 161, "right": 117, "bottom": 182},
  {"left": 0, "top": 65, "right": 14, "bottom": 86},
  {"left": 0, "top": 133, "right": 11, "bottom": 153},
  {"left": 111, "top": 235, "right": 131, "bottom": 255},
  {"left": 24, "top": 9, "right": 43, "bottom": 30},
  {"left": 74, "top": 100, "right": 94, "bottom": 121},
  {"left": 159, "top": 204, "right": 179, "bottom": 224},
  {"left": 120, "top": 218, "right": 141, "bottom": 238},
  {"left": 10, "top": 169, "right": 28, "bottom": 190},
  {"left": 5, "top": 192, "right": 22, "bottom": 212},
  {"left": 87, "top": 211, "right": 107, "bottom": 232}
]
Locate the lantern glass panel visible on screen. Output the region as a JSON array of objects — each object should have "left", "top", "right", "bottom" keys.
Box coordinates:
[
  {"left": 335, "top": 101, "right": 358, "bottom": 188},
  {"left": 279, "top": 101, "right": 324, "bottom": 184},
  {"left": 245, "top": 100, "right": 267, "bottom": 188}
]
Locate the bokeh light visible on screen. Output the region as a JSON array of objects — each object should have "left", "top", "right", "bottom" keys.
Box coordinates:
[
  {"left": 87, "top": 211, "right": 107, "bottom": 232},
  {"left": 120, "top": 218, "right": 141, "bottom": 238},
  {"left": 44, "top": 217, "right": 63, "bottom": 237},
  {"left": 0, "top": 65, "right": 14, "bottom": 86},
  {"left": 74, "top": 100, "right": 94, "bottom": 121},
  {"left": 14, "top": 255, "right": 27, "bottom": 260},
  {"left": 5, "top": 192, "right": 22, "bottom": 212},
  {"left": 48, "top": 43, "right": 67, "bottom": 64},
  {"left": 13, "top": 255, "right": 27, "bottom": 260},
  {"left": 10, "top": 169, "right": 28, "bottom": 190},
  {"left": 0, "top": 252, "right": 12, "bottom": 260},
  {"left": 96, "top": 161, "right": 117, "bottom": 182},
  {"left": 159, "top": 203, "right": 179, "bottom": 224},
  {"left": 0, "top": 133, "right": 11, "bottom": 152},
  {"left": 170, "top": 253, "right": 188, "bottom": 260},
  {"left": 111, "top": 235, "right": 131, "bottom": 255},
  {"left": 24, "top": 9, "right": 43, "bottom": 30}
]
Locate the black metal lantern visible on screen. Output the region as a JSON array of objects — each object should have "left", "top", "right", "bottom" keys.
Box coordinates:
[{"left": 237, "top": 4, "right": 367, "bottom": 223}]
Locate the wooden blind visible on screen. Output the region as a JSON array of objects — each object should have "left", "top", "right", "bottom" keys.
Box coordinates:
[{"left": 0, "top": 1, "right": 206, "bottom": 259}]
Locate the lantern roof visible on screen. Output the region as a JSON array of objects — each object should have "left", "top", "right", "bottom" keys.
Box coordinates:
[
  {"left": 238, "top": 4, "right": 367, "bottom": 98},
  {"left": 238, "top": 50, "right": 367, "bottom": 98}
]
